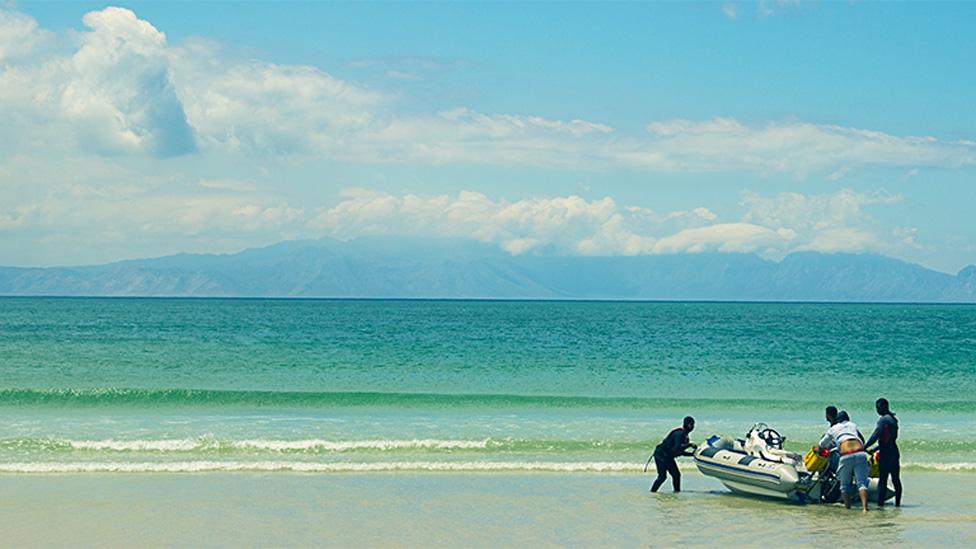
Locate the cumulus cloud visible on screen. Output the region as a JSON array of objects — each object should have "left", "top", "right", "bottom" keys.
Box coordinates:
[
  {"left": 741, "top": 188, "right": 899, "bottom": 229},
  {"left": 1, "top": 7, "right": 195, "bottom": 156},
  {"left": 0, "top": 7, "right": 379, "bottom": 158},
  {"left": 2, "top": 7, "right": 975, "bottom": 174},
  {"left": 311, "top": 187, "right": 903, "bottom": 258},
  {"left": 0, "top": 7, "right": 968, "bottom": 267},
  {"left": 741, "top": 188, "right": 902, "bottom": 252},
  {"left": 0, "top": 9, "right": 50, "bottom": 62},
  {"left": 312, "top": 189, "right": 634, "bottom": 255}
]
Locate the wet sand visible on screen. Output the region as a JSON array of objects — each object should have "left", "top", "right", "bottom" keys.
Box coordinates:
[{"left": 1, "top": 471, "right": 974, "bottom": 547}]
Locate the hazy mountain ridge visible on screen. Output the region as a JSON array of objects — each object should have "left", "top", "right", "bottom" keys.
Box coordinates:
[{"left": 1, "top": 237, "right": 974, "bottom": 301}]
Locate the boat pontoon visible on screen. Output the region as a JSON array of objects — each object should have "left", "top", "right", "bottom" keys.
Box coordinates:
[{"left": 694, "top": 423, "right": 893, "bottom": 504}]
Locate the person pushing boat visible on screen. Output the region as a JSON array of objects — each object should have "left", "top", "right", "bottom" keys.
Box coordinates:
[
  {"left": 822, "top": 405, "right": 840, "bottom": 473},
  {"left": 649, "top": 416, "right": 696, "bottom": 493},
  {"left": 816, "top": 411, "right": 870, "bottom": 511}
]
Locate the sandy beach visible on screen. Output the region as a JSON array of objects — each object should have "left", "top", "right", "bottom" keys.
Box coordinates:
[{"left": 2, "top": 471, "right": 974, "bottom": 547}]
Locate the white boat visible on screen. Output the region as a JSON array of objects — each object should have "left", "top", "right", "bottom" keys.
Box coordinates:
[{"left": 693, "top": 423, "right": 892, "bottom": 504}]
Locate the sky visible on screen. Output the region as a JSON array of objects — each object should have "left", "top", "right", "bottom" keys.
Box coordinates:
[{"left": 1, "top": 1, "right": 974, "bottom": 272}]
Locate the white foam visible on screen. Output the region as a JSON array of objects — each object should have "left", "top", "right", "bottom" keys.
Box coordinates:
[
  {"left": 903, "top": 461, "right": 976, "bottom": 472},
  {"left": 67, "top": 439, "right": 204, "bottom": 451},
  {"left": 62, "top": 438, "right": 492, "bottom": 452},
  {"left": 0, "top": 460, "right": 638, "bottom": 473},
  {"left": 230, "top": 439, "right": 492, "bottom": 451}
]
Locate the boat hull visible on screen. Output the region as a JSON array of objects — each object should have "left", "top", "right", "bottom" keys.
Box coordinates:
[
  {"left": 694, "top": 446, "right": 807, "bottom": 501},
  {"left": 695, "top": 445, "right": 894, "bottom": 504}
]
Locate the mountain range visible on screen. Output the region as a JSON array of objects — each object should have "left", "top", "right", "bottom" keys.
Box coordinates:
[{"left": 1, "top": 237, "right": 974, "bottom": 301}]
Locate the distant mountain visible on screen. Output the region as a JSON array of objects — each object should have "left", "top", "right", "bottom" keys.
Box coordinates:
[{"left": 1, "top": 237, "right": 974, "bottom": 301}]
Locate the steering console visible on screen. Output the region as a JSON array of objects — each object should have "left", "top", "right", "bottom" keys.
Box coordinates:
[{"left": 758, "top": 428, "right": 784, "bottom": 449}]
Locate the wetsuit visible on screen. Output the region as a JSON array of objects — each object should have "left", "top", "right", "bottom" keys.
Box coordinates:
[
  {"left": 866, "top": 413, "right": 902, "bottom": 506},
  {"left": 650, "top": 427, "right": 694, "bottom": 492}
]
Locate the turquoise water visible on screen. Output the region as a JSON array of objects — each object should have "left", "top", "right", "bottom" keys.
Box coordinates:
[{"left": 0, "top": 297, "right": 973, "bottom": 473}]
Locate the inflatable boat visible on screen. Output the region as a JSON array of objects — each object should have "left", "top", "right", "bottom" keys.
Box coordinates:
[{"left": 694, "top": 423, "right": 892, "bottom": 504}]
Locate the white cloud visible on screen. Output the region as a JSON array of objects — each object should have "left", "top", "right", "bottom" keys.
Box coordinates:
[
  {"left": 3, "top": 8, "right": 975, "bottom": 174},
  {"left": 722, "top": 3, "right": 738, "bottom": 20},
  {"left": 741, "top": 188, "right": 903, "bottom": 253},
  {"left": 311, "top": 187, "right": 905, "bottom": 258},
  {"left": 0, "top": 175, "right": 924, "bottom": 265},
  {"left": 0, "top": 9, "right": 50, "bottom": 62},
  {"left": 171, "top": 39, "right": 383, "bottom": 155},
  {"left": 758, "top": 0, "right": 801, "bottom": 18},
  {"left": 793, "top": 227, "right": 879, "bottom": 253},
  {"left": 692, "top": 207, "right": 718, "bottom": 221},
  {"left": 0, "top": 7, "right": 379, "bottom": 158},
  {"left": 312, "top": 189, "right": 633, "bottom": 255},
  {"left": 653, "top": 223, "right": 779, "bottom": 254},
  {"left": 741, "top": 188, "right": 899, "bottom": 231},
  {"left": 1, "top": 7, "right": 194, "bottom": 156},
  {"left": 633, "top": 118, "right": 976, "bottom": 174},
  {"left": 0, "top": 7, "right": 968, "bottom": 268},
  {"left": 0, "top": 165, "right": 307, "bottom": 265},
  {"left": 355, "top": 108, "right": 615, "bottom": 167}
]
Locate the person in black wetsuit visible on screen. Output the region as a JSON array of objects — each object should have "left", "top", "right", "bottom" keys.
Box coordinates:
[
  {"left": 650, "top": 416, "right": 696, "bottom": 493},
  {"left": 865, "top": 397, "right": 902, "bottom": 507}
]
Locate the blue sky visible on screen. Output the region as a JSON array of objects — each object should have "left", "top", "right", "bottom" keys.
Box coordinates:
[{"left": 2, "top": 1, "right": 975, "bottom": 272}]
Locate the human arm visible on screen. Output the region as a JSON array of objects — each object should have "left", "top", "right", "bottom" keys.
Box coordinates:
[
  {"left": 816, "top": 428, "right": 834, "bottom": 451},
  {"left": 864, "top": 419, "right": 883, "bottom": 450}
]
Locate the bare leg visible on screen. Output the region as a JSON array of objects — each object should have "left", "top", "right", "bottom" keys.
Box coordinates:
[
  {"left": 842, "top": 492, "right": 851, "bottom": 509},
  {"left": 859, "top": 488, "right": 869, "bottom": 512}
]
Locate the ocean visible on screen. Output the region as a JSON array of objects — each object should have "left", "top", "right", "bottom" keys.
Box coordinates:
[
  {"left": 1, "top": 297, "right": 973, "bottom": 473},
  {"left": 1, "top": 297, "right": 974, "bottom": 545}
]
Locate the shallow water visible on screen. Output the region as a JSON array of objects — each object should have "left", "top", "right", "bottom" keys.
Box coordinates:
[{"left": 1, "top": 472, "right": 973, "bottom": 547}]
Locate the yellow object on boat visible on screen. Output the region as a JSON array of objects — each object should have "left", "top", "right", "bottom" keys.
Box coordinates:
[
  {"left": 868, "top": 452, "right": 880, "bottom": 478},
  {"left": 804, "top": 448, "right": 828, "bottom": 473}
]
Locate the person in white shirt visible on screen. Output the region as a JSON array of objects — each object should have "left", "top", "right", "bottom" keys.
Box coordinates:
[{"left": 816, "top": 411, "right": 869, "bottom": 511}]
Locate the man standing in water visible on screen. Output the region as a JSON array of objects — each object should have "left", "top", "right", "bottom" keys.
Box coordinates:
[
  {"left": 817, "top": 411, "right": 870, "bottom": 511},
  {"left": 866, "top": 397, "right": 902, "bottom": 507},
  {"left": 650, "top": 416, "right": 696, "bottom": 493}
]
